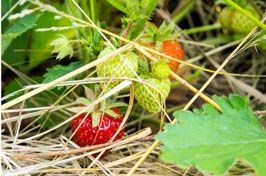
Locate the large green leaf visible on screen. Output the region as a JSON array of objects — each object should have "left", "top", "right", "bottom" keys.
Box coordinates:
[
  {"left": 1, "top": 13, "right": 39, "bottom": 55},
  {"left": 27, "top": 3, "right": 76, "bottom": 70},
  {"left": 2, "top": 32, "right": 30, "bottom": 67},
  {"left": 156, "top": 94, "right": 266, "bottom": 176}
]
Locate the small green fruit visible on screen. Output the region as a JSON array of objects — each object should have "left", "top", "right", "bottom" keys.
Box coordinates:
[
  {"left": 219, "top": 6, "right": 260, "bottom": 34},
  {"left": 151, "top": 60, "right": 171, "bottom": 79},
  {"left": 134, "top": 75, "right": 170, "bottom": 113},
  {"left": 96, "top": 47, "right": 138, "bottom": 91}
]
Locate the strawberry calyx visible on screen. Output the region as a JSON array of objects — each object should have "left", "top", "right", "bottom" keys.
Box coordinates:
[
  {"left": 90, "top": 108, "right": 122, "bottom": 127},
  {"left": 67, "top": 86, "right": 128, "bottom": 127},
  {"left": 140, "top": 22, "right": 176, "bottom": 43},
  {"left": 68, "top": 101, "right": 127, "bottom": 127}
]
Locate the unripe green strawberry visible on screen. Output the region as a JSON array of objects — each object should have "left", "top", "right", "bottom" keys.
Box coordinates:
[
  {"left": 219, "top": 6, "right": 260, "bottom": 34},
  {"left": 97, "top": 47, "right": 138, "bottom": 90},
  {"left": 151, "top": 60, "right": 171, "bottom": 79},
  {"left": 218, "top": 8, "right": 233, "bottom": 31},
  {"left": 134, "top": 75, "right": 170, "bottom": 113}
]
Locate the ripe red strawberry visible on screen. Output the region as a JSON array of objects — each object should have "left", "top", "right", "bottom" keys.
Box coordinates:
[
  {"left": 161, "top": 40, "right": 184, "bottom": 73},
  {"left": 140, "top": 22, "right": 185, "bottom": 74},
  {"left": 71, "top": 108, "right": 124, "bottom": 147}
]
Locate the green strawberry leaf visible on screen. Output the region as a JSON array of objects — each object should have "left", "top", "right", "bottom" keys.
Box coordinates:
[
  {"left": 67, "top": 107, "right": 87, "bottom": 113},
  {"left": 76, "top": 97, "right": 91, "bottom": 106},
  {"left": 2, "top": 0, "right": 17, "bottom": 16},
  {"left": 2, "top": 13, "right": 39, "bottom": 55},
  {"left": 157, "top": 22, "right": 175, "bottom": 40},
  {"left": 122, "top": 0, "right": 158, "bottom": 40},
  {"left": 82, "top": 21, "right": 105, "bottom": 63},
  {"left": 105, "top": 102, "right": 128, "bottom": 110},
  {"left": 42, "top": 61, "right": 83, "bottom": 89},
  {"left": 105, "top": 109, "right": 120, "bottom": 118},
  {"left": 83, "top": 86, "right": 96, "bottom": 102},
  {"left": 141, "top": 22, "right": 176, "bottom": 43},
  {"left": 106, "top": 0, "right": 126, "bottom": 13},
  {"left": 156, "top": 94, "right": 266, "bottom": 176},
  {"left": 51, "top": 35, "right": 73, "bottom": 60},
  {"left": 66, "top": 107, "right": 82, "bottom": 113},
  {"left": 2, "top": 31, "right": 31, "bottom": 68}
]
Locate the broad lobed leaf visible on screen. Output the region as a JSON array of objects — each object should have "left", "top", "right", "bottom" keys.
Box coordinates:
[{"left": 156, "top": 94, "right": 266, "bottom": 176}]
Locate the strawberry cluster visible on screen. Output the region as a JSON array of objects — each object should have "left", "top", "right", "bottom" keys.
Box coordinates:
[
  {"left": 133, "top": 23, "right": 185, "bottom": 113},
  {"left": 70, "top": 23, "right": 185, "bottom": 147}
]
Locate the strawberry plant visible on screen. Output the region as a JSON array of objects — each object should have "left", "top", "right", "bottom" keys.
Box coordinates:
[{"left": 1, "top": 0, "right": 266, "bottom": 175}]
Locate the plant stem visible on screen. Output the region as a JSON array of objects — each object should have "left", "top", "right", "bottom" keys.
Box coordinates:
[
  {"left": 80, "top": 0, "right": 90, "bottom": 17},
  {"left": 172, "top": 0, "right": 196, "bottom": 23},
  {"left": 89, "top": 0, "right": 96, "bottom": 22},
  {"left": 224, "top": 0, "right": 266, "bottom": 31},
  {"left": 183, "top": 23, "right": 222, "bottom": 35}
]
